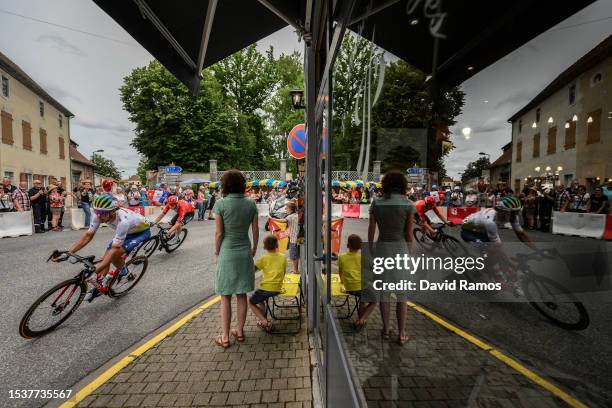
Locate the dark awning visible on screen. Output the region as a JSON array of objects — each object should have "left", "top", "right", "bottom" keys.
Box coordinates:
[{"left": 94, "top": 0, "right": 595, "bottom": 93}]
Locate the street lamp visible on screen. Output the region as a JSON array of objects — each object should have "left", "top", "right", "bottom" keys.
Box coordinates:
[
  {"left": 461, "top": 127, "right": 471, "bottom": 139},
  {"left": 290, "top": 88, "right": 305, "bottom": 110}
]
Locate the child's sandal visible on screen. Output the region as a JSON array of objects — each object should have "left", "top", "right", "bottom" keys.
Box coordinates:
[
  {"left": 231, "top": 330, "right": 245, "bottom": 342},
  {"left": 215, "top": 335, "right": 231, "bottom": 348},
  {"left": 257, "top": 320, "right": 273, "bottom": 333}
]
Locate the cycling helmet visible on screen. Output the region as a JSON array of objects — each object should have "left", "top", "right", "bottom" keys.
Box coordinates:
[
  {"left": 495, "top": 195, "right": 522, "bottom": 212},
  {"left": 425, "top": 196, "right": 436, "bottom": 205},
  {"left": 102, "top": 179, "right": 114, "bottom": 192},
  {"left": 92, "top": 194, "right": 118, "bottom": 211},
  {"left": 167, "top": 195, "right": 179, "bottom": 206},
  {"left": 431, "top": 184, "right": 438, "bottom": 190}
]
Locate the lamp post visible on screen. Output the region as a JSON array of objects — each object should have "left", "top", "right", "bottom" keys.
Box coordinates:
[{"left": 290, "top": 88, "right": 305, "bottom": 110}]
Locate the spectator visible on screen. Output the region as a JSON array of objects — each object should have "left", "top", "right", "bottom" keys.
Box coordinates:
[
  {"left": 569, "top": 185, "right": 589, "bottom": 213},
  {"left": 78, "top": 180, "right": 94, "bottom": 228},
  {"left": 47, "top": 184, "right": 65, "bottom": 232},
  {"left": 28, "top": 179, "right": 47, "bottom": 233},
  {"left": 94, "top": 186, "right": 105, "bottom": 199},
  {"left": 477, "top": 177, "right": 488, "bottom": 206},
  {"left": 604, "top": 179, "right": 612, "bottom": 201},
  {"left": 249, "top": 235, "right": 287, "bottom": 333},
  {"left": 213, "top": 169, "right": 259, "bottom": 348},
  {"left": 538, "top": 188, "right": 554, "bottom": 232},
  {"left": 49, "top": 179, "right": 69, "bottom": 230},
  {"left": 450, "top": 186, "right": 463, "bottom": 207},
  {"left": 588, "top": 187, "right": 609, "bottom": 214},
  {"left": 0, "top": 185, "right": 13, "bottom": 212},
  {"left": 522, "top": 188, "right": 537, "bottom": 229},
  {"left": 114, "top": 187, "right": 128, "bottom": 207},
  {"left": 339, "top": 234, "right": 376, "bottom": 330},
  {"left": 206, "top": 189, "right": 218, "bottom": 220},
  {"left": 271, "top": 201, "right": 300, "bottom": 274},
  {"left": 554, "top": 184, "right": 570, "bottom": 212},
  {"left": 12, "top": 181, "right": 31, "bottom": 212},
  {"left": 151, "top": 184, "right": 166, "bottom": 205},
  {"left": 464, "top": 188, "right": 478, "bottom": 207},
  {"left": 196, "top": 186, "right": 207, "bottom": 220},
  {"left": 368, "top": 170, "right": 415, "bottom": 345},
  {"left": 139, "top": 188, "right": 149, "bottom": 206},
  {"left": 3, "top": 177, "right": 17, "bottom": 194},
  {"left": 127, "top": 186, "right": 141, "bottom": 206}
]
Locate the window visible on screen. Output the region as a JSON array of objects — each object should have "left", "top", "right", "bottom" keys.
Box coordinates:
[
  {"left": 536, "top": 108, "right": 541, "bottom": 123},
  {"left": 39, "top": 128, "right": 47, "bottom": 154},
  {"left": 59, "top": 136, "right": 65, "bottom": 159},
  {"left": 518, "top": 119, "right": 522, "bottom": 133},
  {"left": 533, "top": 133, "right": 540, "bottom": 158},
  {"left": 516, "top": 141, "right": 522, "bottom": 162},
  {"left": 547, "top": 126, "right": 556, "bottom": 155},
  {"left": 4, "top": 171, "right": 14, "bottom": 183},
  {"left": 25, "top": 173, "right": 33, "bottom": 189},
  {"left": 22, "top": 121, "right": 32, "bottom": 150},
  {"left": 42, "top": 175, "right": 49, "bottom": 187},
  {"left": 564, "top": 121, "right": 576, "bottom": 149},
  {"left": 586, "top": 109, "right": 601, "bottom": 144},
  {"left": 39, "top": 101, "right": 44, "bottom": 117},
  {"left": 568, "top": 83, "right": 576, "bottom": 105},
  {"left": 1, "top": 110, "right": 13, "bottom": 145},
  {"left": 1, "top": 75, "right": 8, "bottom": 97},
  {"left": 591, "top": 72, "right": 602, "bottom": 86},
  {"left": 58, "top": 114, "right": 63, "bottom": 128}
]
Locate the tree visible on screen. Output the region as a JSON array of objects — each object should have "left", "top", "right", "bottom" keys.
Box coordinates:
[
  {"left": 136, "top": 158, "right": 149, "bottom": 185},
  {"left": 461, "top": 156, "right": 491, "bottom": 183},
  {"left": 91, "top": 153, "right": 121, "bottom": 180}
]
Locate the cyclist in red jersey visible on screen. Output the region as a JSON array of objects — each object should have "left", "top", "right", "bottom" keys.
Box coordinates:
[
  {"left": 152, "top": 195, "right": 195, "bottom": 239},
  {"left": 415, "top": 195, "right": 450, "bottom": 236}
]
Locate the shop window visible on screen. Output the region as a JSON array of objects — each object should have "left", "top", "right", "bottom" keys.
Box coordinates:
[
  {"left": 586, "top": 109, "right": 601, "bottom": 144},
  {"left": 533, "top": 133, "right": 540, "bottom": 158},
  {"left": 1, "top": 110, "right": 13, "bottom": 145},
  {"left": 547, "top": 127, "right": 556, "bottom": 155}
]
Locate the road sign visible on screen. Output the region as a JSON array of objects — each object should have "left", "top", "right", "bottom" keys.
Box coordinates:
[
  {"left": 407, "top": 167, "right": 424, "bottom": 175},
  {"left": 287, "top": 124, "right": 307, "bottom": 159},
  {"left": 164, "top": 166, "right": 182, "bottom": 174}
]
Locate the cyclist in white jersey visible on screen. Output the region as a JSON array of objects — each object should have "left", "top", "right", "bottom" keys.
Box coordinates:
[{"left": 54, "top": 194, "right": 151, "bottom": 301}]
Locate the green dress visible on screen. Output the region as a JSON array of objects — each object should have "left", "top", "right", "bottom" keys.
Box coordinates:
[{"left": 213, "top": 193, "right": 258, "bottom": 295}]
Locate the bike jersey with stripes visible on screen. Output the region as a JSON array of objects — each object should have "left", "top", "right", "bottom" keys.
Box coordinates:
[{"left": 89, "top": 208, "right": 150, "bottom": 246}]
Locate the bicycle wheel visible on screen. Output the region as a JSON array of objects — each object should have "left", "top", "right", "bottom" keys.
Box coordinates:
[
  {"left": 165, "top": 229, "right": 188, "bottom": 253},
  {"left": 19, "top": 278, "right": 87, "bottom": 338},
  {"left": 108, "top": 256, "right": 148, "bottom": 298},
  {"left": 413, "top": 227, "right": 434, "bottom": 251},
  {"left": 133, "top": 236, "right": 158, "bottom": 258},
  {"left": 523, "top": 275, "right": 589, "bottom": 330},
  {"left": 442, "top": 235, "right": 469, "bottom": 257}
]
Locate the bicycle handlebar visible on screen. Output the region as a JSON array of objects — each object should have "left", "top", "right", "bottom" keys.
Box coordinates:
[{"left": 49, "top": 250, "right": 97, "bottom": 270}]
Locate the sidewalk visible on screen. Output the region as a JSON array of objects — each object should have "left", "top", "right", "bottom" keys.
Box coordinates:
[{"left": 72, "top": 297, "right": 312, "bottom": 408}]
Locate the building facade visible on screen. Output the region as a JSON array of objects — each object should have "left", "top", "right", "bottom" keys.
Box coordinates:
[
  {"left": 69, "top": 139, "right": 94, "bottom": 187},
  {"left": 1, "top": 50, "right": 74, "bottom": 195},
  {"left": 509, "top": 35, "right": 612, "bottom": 192},
  {"left": 489, "top": 142, "right": 512, "bottom": 187}
]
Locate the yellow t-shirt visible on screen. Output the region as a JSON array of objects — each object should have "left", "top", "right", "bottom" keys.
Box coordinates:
[
  {"left": 338, "top": 251, "right": 361, "bottom": 292},
  {"left": 255, "top": 252, "right": 287, "bottom": 292}
]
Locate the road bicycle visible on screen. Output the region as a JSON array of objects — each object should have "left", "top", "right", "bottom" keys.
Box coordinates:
[
  {"left": 133, "top": 223, "right": 188, "bottom": 258},
  {"left": 19, "top": 250, "right": 148, "bottom": 338},
  {"left": 413, "top": 223, "right": 468, "bottom": 257}
]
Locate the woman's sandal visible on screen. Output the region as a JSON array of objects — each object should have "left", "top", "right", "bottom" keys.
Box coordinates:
[
  {"left": 231, "top": 329, "right": 245, "bottom": 343},
  {"left": 257, "top": 320, "right": 273, "bottom": 333},
  {"left": 215, "top": 335, "right": 231, "bottom": 348},
  {"left": 398, "top": 334, "right": 410, "bottom": 345},
  {"left": 381, "top": 329, "right": 392, "bottom": 340}
]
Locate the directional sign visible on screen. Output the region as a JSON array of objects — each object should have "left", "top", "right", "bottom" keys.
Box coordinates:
[
  {"left": 287, "top": 124, "right": 307, "bottom": 159},
  {"left": 164, "top": 166, "right": 182, "bottom": 174},
  {"left": 407, "top": 167, "right": 424, "bottom": 175}
]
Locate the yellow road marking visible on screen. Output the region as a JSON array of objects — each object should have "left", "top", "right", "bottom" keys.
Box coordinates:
[
  {"left": 406, "top": 301, "right": 588, "bottom": 408},
  {"left": 60, "top": 295, "right": 221, "bottom": 408}
]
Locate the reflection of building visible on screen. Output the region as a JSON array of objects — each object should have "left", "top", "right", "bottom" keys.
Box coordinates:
[
  {"left": 488, "top": 142, "right": 512, "bottom": 186},
  {"left": 509, "top": 35, "right": 612, "bottom": 191},
  {"left": 1, "top": 51, "right": 73, "bottom": 190},
  {"left": 69, "top": 139, "right": 94, "bottom": 186}
]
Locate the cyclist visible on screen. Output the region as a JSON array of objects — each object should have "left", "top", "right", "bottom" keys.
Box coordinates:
[
  {"left": 414, "top": 195, "right": 450, "bottom": 236},
  {"left": 54, "top": 195, "right": 151, "bottom": 301},
  {"left": 152, "top": 195, "right": 195, "bottom": 240}
]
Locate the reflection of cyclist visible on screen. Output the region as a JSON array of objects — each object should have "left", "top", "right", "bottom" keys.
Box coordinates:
[
  {"left": 153, "top": 195, "right": 195, "bottom": 240},
  {"left": 56, "top": 195, "right": 151, "bottom": 301},
  {"left": 415, "top": 196, "right": 450, "bottom": 236}
]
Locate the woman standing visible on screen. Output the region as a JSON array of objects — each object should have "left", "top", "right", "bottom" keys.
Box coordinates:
[
  {"left": 197, "top": 186, "right": 207, "bottom": 220},
  {"left": 213, "top": 170, "right": 259, "bottom": 348},
  {"left": 0, "top": 185, "right": 13, "bottom": 212},
  {"left": 368, "top": 170, "right": 415, "bottom": 345},
  {"left": 48, "top": 185, "right": 65, "bottom": 231}
]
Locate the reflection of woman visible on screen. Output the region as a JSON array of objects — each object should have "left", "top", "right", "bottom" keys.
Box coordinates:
[
  {"left": 368, "top": 170, "right": 415, "bottom": 345},
  {"left": 213, "top": 170, "right": 259, "bottom": 348}
]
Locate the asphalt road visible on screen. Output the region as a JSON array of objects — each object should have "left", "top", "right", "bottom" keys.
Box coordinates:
[
  {"left": 0, "top": 218, "right": 267, "bottom": 408},
  {"left": 342, "top": 219, "right": 612, "bottom": 406}
]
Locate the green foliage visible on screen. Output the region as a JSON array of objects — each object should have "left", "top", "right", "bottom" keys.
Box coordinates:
[
  {"left": 91, "top": 153, "right": 121, "bottom": 180},
  {"left": 461, "top": 156, "right": 491, "bottom": 183},
  {"left": 136, "top": 158, "right": 149, "bottom": 185}
]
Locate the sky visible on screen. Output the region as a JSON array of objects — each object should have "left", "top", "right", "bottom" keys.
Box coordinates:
[{"left": 0, "top": 1, "right": 610, "bottom": 178}]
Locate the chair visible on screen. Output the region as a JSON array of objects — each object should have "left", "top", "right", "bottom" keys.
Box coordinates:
[
  {"left": 330, "top": 274, "right": 360, "bottom": 320},
  {"left": 265, "top": 274, "right": 302, "bottom": 334}
]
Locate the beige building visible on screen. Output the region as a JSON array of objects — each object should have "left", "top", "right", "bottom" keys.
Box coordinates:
[
  {"left": 508, "top": 35, "right": 612, "bottom": 192},
  {"left": 1, "top": 50, "right": 74, "bottom": 198},
  {"left": 69, "top": 139, "right": 94, "bottom": 187}
]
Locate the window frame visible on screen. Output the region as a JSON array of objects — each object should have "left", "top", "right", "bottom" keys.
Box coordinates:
[
  {"left": 39, "top": 101, "right": 45, "bottom": 117},
  {"left": 1, "top": 75, "right": 8, "bottom": 98}
]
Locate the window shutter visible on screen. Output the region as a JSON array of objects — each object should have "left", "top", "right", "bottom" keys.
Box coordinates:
[
  {"left": 533, "top": 133, "right": 540, "bottom": 158},
  {"left": 34, "top": 174, "right": 42, "bottom": 181},
  {"left": 586, "top": 109, "right": 602, "bottom": 144},
  {"left": 22, "top": 121, "right": 32, "bottom": 150},
  {"left": 40, "top": 128, "right": 47, "bottom": 154},
  {"left": 61, "top": 177, "right": 66, "bottom": 188},
  {"left": 1, "top": 110, "right": 14, "bottom": 145},
  {"left": 564, "top": 122, "right": 576, "bottom": 149},
  {"left": 20, "top": 172, "right": 27, "bottom": 183},
  {"left": 59, "top": 136, "right": 65, "bottom": 159},
  {"left": 516, "top": 141, "right": 522, "bottom": 162},
  {"left": 547, "top": 127, "right": 556, "bottom": 155}
]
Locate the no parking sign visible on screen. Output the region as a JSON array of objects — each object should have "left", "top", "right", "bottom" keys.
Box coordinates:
[{"left": 287, "top": 124, "right": 307, "bottom": 159}]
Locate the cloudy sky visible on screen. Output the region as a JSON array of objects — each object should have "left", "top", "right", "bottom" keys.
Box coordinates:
[{"left": 0, "top": 1, "right": 610, "bottom": 177}]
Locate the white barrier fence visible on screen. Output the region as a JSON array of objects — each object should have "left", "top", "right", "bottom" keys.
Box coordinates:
[
  {"left": 552, "top": 211, "right": 606, "bottom": 239},
  {"left": 0, "top": 211, "right": 33, "bottom": 238}
]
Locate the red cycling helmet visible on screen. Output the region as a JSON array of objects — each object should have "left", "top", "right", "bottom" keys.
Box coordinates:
[
  {"left": 167, "top": 195, "right": 179, "bottom": 206},
  {"left": 425, "top": 196, "right": 436, "bottom": 206},
  {"left": 102, "top": 179, "right": 114, "bottom": 192}
]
